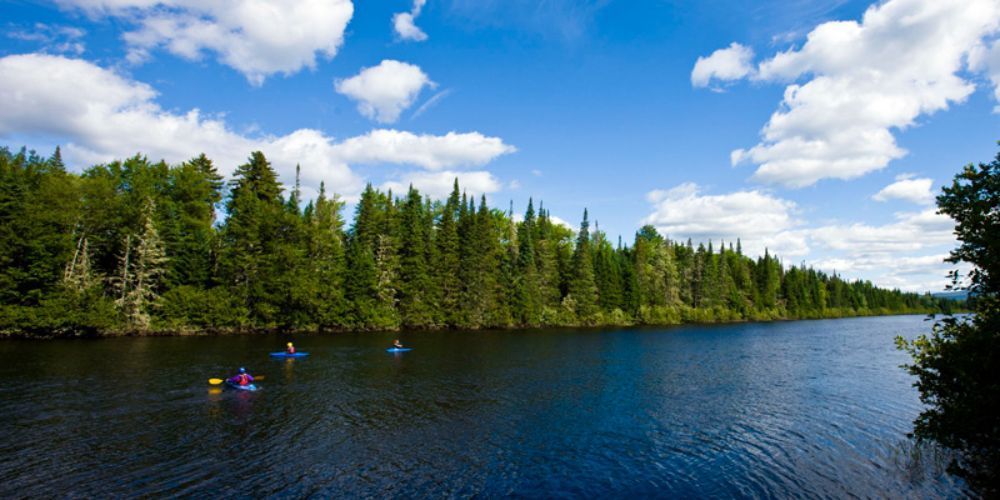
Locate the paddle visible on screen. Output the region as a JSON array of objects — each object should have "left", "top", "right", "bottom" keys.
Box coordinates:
[{"left": 208, "top": 375, "right": 264, "bottom": 385}]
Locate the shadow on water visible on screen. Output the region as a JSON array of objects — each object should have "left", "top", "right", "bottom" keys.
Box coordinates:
[{"left": 0, "top": 315, "right": 970, "bottom": 497}]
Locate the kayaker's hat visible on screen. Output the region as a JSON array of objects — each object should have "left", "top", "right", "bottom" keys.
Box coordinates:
[
  {"left": 239, "top": 367, "right": 246, "bottom": 373},
  {"left": 287, "top": 342, "right": 293, "bottom": 346}
]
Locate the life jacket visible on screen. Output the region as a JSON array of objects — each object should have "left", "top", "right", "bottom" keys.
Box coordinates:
[
  {"left": 287, "top": 346, "right": 295, "bottom": 354},
  {"left": 238, "top": 373, "right": 250, "bottom": 386}
]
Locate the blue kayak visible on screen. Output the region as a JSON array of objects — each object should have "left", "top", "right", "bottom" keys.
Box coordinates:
[
  {"left": 386, "top": 347, "right": 412, "bottom": 353},
  {"left": 269, "top": 351, "right": 310, "bottom": 358},
  {"left": 225, "top": 382, "right": 258, "bottom": 391}
]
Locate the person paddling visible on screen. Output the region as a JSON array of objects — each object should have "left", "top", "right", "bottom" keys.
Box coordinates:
[
  {"left": 392, "top": 339, "right": 404, "bottom": 349},
  {"left": 286, "top": 342, "right": 296, "bottom": 354},
  {"left": 227, "top": 367, "right": 254, "bottom": 387}
]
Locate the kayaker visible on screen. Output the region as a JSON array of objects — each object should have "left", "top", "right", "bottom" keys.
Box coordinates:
[
  {"left": 286, "top": 342, "right": 296, "bottom": 354},
  {"left": 392, "top": 339, "right": 404, "bottom": 349},
  {"left": 227, "top": 367, "right": 254, "bottom": 386}
]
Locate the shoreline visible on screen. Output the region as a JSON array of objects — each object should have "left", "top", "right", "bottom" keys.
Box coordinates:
[{"left": 0, "top": 308, "right": 952, "bottom": 340}]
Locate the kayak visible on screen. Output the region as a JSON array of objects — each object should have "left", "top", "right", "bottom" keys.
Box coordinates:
[
  {"left": 225, "top": 381, "right": 259, "bottom": 391},
  {"left": 386, "top": 347, "right": 412, "bottom": 353},
  {"left": 269, "top": 351, "right": 310, "bottom": 358}
]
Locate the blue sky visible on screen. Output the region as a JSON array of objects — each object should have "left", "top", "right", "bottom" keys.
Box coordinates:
[{"left": 1, "top": 0, "right": 999, "bottom": 292}]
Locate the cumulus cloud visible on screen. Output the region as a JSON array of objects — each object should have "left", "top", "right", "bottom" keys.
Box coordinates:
[
  {"left": 382, "top": 170, "right": 500, "bottom": 199},
  {"left": 641, "top": 183, "right": 961, "bottom": 291},
  {"left": 0, "top": 53, "right": 514, "bottom": 201},
  {"left": 393, "top": 0, "right": 428, "bottom": 42},
  {"left": 335, "top": 60, "right": 434, "bottom": 123},
  {"left": 807, "top": 208, "right": 958, "bottom": 291},
  {"left": 55, "top": 0, "right": 354, "bottom": 85},
  {"left": 809, "top": 208, "right": 954, "bottom": 253},
  {"left": 642, "top": 183, "right": 807, "bottom": 257},
  {"left": 695, "top": 0, "right": 1000, "bottom": 188},
  {"left": 872, "top": 174, "right": 935, "bottom": 204},
  {"left": 332, "top": 129, "right": 516, "bottom": 170},
  {"left": 690, "top": 43, "right": 755, "bottom": 88},
  {"left": 969, "top": 38, "right": 1000, "bottom": 112}
]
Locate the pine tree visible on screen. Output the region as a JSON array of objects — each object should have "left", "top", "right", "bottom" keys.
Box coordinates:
[
  {"left": 435, "top": 180, "right": 462, "bottom": 326},
  {"left": 308, "top": 182, "right": 348, "bottom": 327},
  {"left": 398, "top": 186, "right": 435, "bottom": 327},
  {"left": 534, "top": 205, "right": 563, "bottom": 309},
  {"left": 115, "top": 198, "right": 168, "bottom": 330},
  {"left": 219, "top": 151, "right": 288, "bottom": 325},
  {"left": 514, "top": 199, "right": 543, "bottom": 325},
  {"left": 567, "top": 209, "right": 599, "bottom": 322},
  {"left": 593, "top": 229, "right": 623, "bottom": 311}
]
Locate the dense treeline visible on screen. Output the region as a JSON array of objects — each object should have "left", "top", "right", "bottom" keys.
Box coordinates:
[{"left": 0, "top": 146, "right": 952, "bottom": 336}]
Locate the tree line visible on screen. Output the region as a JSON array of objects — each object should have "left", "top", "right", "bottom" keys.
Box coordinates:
[{"left": 0, "top": 146, "right": 953, "bottom": 336}]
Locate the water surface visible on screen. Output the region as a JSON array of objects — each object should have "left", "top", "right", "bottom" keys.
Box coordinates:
[{"left": 0, "top": 315, "right": 965, "bottom": 497}]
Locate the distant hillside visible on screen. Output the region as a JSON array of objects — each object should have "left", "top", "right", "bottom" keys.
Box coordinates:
[{"left": 932, "top": 290, "right": 969, "bottom": 301}]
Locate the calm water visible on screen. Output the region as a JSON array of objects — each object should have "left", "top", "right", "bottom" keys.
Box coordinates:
[{"left": 0, "top": 316, "right": 966, "bottom": 497}]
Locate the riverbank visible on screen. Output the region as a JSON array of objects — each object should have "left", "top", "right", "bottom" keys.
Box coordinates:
[{"left": 0, "top": 305, "right": 952, "bottom": 339}]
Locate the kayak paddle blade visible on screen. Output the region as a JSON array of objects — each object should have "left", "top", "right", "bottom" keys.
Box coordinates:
[{"left": 209, "top": 378, "right": 224, "bottom": 385}]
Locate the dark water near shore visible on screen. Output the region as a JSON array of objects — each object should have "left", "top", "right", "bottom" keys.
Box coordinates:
[{"left": 0, "top": 315, "right": 966, "bottom": 497}]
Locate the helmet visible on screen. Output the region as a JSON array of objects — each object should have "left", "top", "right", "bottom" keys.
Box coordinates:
[
  {"left": 287, "top": 342, "right": 293, "bottom": 346},
  {"left": 239, "top": 367, "right": 246, "bottom": 374}
]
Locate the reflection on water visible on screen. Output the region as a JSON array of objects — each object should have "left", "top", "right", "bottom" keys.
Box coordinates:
[{"left": 0, "top": 315, "right": 966, "bottom": 496}]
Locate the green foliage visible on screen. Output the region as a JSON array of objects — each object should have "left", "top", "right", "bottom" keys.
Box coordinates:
[
  {"left": 567, "top": 209, "right": 599, "bottom": 323},
  {"left": 897, "top": 145, "right": 1000, "bottom": 495},
  {"left": 0, "top": 145, "right": 950, "bottom": 337}
]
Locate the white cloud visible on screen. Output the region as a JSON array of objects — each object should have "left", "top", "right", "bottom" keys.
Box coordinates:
[
  {"left": 642, "top": 183, "right": 807, "bottom": 257},
  {"left": 7, "top": 23, "right": 86, "bottom": 55},
  {"left": 393, "top": 0, "right": 428, "bottom": 42},
  {"left": 331, "top": 129, "right": 516, "bottom": 170},
  {"left": 969, "top": 38, "right": 1000, "bottom": 112},
  {"left": 872, "top": 174, "right": 935, "bottom": 204},
  {"left": 809, "top": 208, "right": 954, "bottom": 253},
  {"left": 691, "top": 43, "right": 755, "bottom": 88},
  {"left": 807, "top": 208, "right": 958, "bottom": 291},
  {"left": 335, "top": 60, "right": 434, "bottom": 123},
  {"left": 411, "top": 89, "right": 451, "bottom": 120},
  {"left": 698, "top": 0, "right": 1000, "bottom": 188},
  {"left": 382, "top": 169, "right": 500, "bottom": 199},
  {"left": 512, "top": 212, "right": 573, "bottom": 229},
  {"left": 641, "top": 183, "right": 961, "bottom": 291},
  {"left": 547, "top": 215, "right": 573, "bottom": 229},
  {"left": 55, "top": 0, "right": 354, "bottom": 85},
  {"left": 0, "top": 54, "right": 515, "bottom": 202}
]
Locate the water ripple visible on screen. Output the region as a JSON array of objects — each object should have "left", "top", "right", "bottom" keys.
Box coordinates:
[{"left": 0, "top": 316, "right": 968, "bottom": 497}]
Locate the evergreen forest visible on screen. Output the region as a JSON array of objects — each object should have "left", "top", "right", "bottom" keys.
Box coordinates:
[{"left": 0, "top": 146, "right": 954, "bottom": 336}]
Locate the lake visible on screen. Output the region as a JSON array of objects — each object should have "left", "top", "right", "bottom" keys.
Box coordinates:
[{"left": 0, "top": 315, "right": 966, "bottom": 497}]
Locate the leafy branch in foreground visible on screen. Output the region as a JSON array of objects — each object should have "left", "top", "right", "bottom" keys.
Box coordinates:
[{"left": 897, "top": 143, "right": 1000, "bottom": 496}]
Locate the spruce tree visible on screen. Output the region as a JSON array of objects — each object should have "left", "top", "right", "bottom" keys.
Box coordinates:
[
  {"left": 568, "top": 209, "right": 599, "bottom": 322},
  {"left": 308, "top": 182, "right": 348, "bottom": 327},
  {"left": 514, "top": 199, "right": 543, "bottom": 325},
  {"left": 398, "top": 186, "right": 434, "bottom": 327},
  {"left": 435, "top": 180, "right": 462, "bottom": 326},
  {"left": 219, "top": 151, "right": 287, "bottom": 325}
]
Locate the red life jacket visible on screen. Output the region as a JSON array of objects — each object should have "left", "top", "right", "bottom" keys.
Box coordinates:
[
  {"left": 287, "top": 346, "right": 295, "bottom": 354},
  {"left": 238, "top": 373, "right": 250, "bottom": 386}
]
